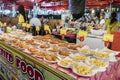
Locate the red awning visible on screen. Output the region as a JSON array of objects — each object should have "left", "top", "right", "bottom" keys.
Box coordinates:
[
  {"left": 16, "top": 1, "right": 33, "bottom": 10},
  {"left": 113, "top": 0, "right": 120, "bottom": 4}
]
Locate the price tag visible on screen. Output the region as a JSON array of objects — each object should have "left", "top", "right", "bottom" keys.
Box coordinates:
[
  {"left": 27, "top": 24, "right": 31, "bottom": 28},
  {"left": 78, "top": 30, "right": 88, "bottom": 37},
  {"left": 36, "top": 26, "right": 40, "bottom": 31},
  {"left": 0, "top": 22, "right": 2, "bottom": 26},
  {"left": 22, "top": 23, "right": 26, "bottom": 27},
  {"left": 103, "top": 33, "right": 114, "bottom": 42},
  {"left": 44, "top": 25, "right": 49, "bottom": 30},
  {"left": 60, "top": 28, "right": 66, "bottom": 35},
  {"left": 4, "top": 22, "right": 7, "bottom": 26},
  {"left": 87, "top": 25, "right": 92, "bottom": 30}
]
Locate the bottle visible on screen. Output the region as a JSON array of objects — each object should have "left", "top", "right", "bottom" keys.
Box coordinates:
[{"left": 32, "top": 24, "right": 36, "bottom": 36}]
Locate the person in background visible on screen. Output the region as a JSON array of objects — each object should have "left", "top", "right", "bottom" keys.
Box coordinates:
[
  {"left": 17, "top": 5, "right": 26, "bottom": 29},
  {"left": 64, "top": 16, "right": 70, "bottom": 28},
  {"left": 104, "top": 9, "right": 110, "bottom": 20},
  {"left": 56, "top": 22, "right": 61, "bottom": 33},
  {"left": 106, "top": 12, "right": 119, "bottom": 33},
  {"left": 99, "top": 13, "right": 106, "bottom": 30}
]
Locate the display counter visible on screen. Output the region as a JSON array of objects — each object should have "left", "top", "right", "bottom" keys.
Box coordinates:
[
  {"left": 0, "top": 30, "right": 120, "bottom": 80},
  {"left": 0, "top": 40, "right": 120, "bottom": 80}
]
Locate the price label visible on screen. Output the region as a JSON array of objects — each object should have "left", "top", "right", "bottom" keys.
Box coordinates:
[
  {"left": 44, "top": 25, "right": 49, "bottom": 30},
  {"left": 60, "top": 28, "right": 66, "bottom": 35},
  {"left": 22, "top": 23, "right": 26, "bottom": 27},
  {"left": 27, "top": 24, "right": 31, "bottom": 28},
  {"left": 78, "top": 30, "right": 88, "bottom": 37},
  {"left": 36, "top": 26, "right": 40, "bottom": 31},
  {"left": 103, "top": 33, "right": 114, "bottom": 42},
  {"left": 87, "top": 25, "right": 92, "bottom": 30},
  {"left": 0, "top": 22, "right": 2, "bottom": 26},
  {"left": 4, "top": 22, "right": 7, "bottom": 26}
]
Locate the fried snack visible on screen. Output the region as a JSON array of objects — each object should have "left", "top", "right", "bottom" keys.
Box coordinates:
[
  {"left": 59, "top": 50, "right": 70, "bottom": 56},
  {"left": 36, "top": 52, "right": 47, "bottom": 56},
  {"left": 60, "top": 59, "right": 71, "bottom": 66},
  {"left": 73, "top": 55, "right": 86, "bottom": 61},
  {"left": 95, "top": 53, "right": 109, "bottom": 58},
  {"left": 28, "top": 48, "right": 39, "bottom": 53},
  {"left": 49, "top": 41, "right": 58, "bottom": 44},
  {"left": 33, "top": 36, "right": 43, "bottom": 40},
  {"left": 45, "top": 54, "right": 58, "bottom": 61},
  {"left": 42, "top": 39, "right": 50, "bottom": 42},
  {"left": 22, "top": 45, "right": 29, "bottom": 49},
  {"left": 58, "top": 43, "right": 68, "bottom": 47},
  {"left": 81, "top": 49, "right": 89, "bottom": 54},
  {"left": 25, "top": 39, "right": 34, "bottom": 43},
  {"left": 90, "top": 50, "right": 97, "bottom": 54},
  {"left": 77, "top": 44, "right": 84, "bottom": 48},
  {"left": 76, "top": 65, "right": 92, "bottom": 75},
  {"left": 90, "top": 59, "right": 106, "bottom": 67},
  {"left": 40, "top": 44, "right": 50, "bottom": 48},
  {"left": 48, "top": 48, "right": 59, "bottom": 52},
  {"left": 67, "top": 45, "right": 78, "bottom": 50},
  {"left": 102, "top": 50, "right": 112, "bottom": 53}
]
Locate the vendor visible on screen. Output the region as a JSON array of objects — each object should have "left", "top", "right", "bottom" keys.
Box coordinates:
[
  {"left": 17, "top": 5, "right": 26, "bottom": 29},
  {"left": 106, "top": 12, "right": 119, "bottom": 33}
]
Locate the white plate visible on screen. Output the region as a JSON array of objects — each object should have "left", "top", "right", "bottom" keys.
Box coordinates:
[
  {"left": 85, "top": 57, "right": 109, "bottom": 69},
  {"left": 44, "top": 57, "right": 58, "bottom": 63},
  {"left": 57, "top": 57, "right": 72, "bottom": 68},
  {"left": 70, "top": 53, "right": 87, "bottom": 62},
  {"left": 72, "top": 62, "right": 97, "bottom": 77}
]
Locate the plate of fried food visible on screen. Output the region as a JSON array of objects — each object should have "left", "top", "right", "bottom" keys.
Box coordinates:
[
  {"left": 47, "top": 48, "right": 59, "bottom": 54},
  {"left": 94, "top": 52, "right": 110, "bottom": 60},
  {"left": 70, "top": 54, "right": 87, "bottom": 62},
  {"left": 85, "top": 57, "right": 109, "bottom": 71},
  {"left": 72, "top": 62, "right": 97, "bottom": 77},
  {"left": 58, "top": 50, "right": 70, "bottom": 58},
  {"left": 33, "top": 51, "right": 47, "bottom": 58},
  {"left": 79, "top": 46, "right": 90, "bottom": 55},
  {"left": 58, "top": 57, "right": 72, "bottom": 68},
  {"left": 44, "top": 54, "right": 59, "bottom": 63}
]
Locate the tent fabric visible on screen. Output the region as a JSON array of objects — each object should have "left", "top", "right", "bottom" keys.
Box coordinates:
[{"left": 111, "top": 32, "right": 120, "bottom": 51}]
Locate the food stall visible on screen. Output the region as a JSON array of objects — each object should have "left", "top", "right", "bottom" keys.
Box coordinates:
[{"left": 0, "top": 29, "right": 120, "bottom": 80}]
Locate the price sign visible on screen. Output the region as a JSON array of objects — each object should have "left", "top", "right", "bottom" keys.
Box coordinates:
[
  {"left": 44, "top": 25, "right": 49, "bottom": 31},
  {"left": 60, "top": 28, "right": 66, "bottom": 35},
  {"left": 87, "top": 25, "right": 92, "bottom": 30},
  {"left": 4, "top": 22, "right": 7, "bottom": 26},
  {"left": 78, "top": 30, "right": 88, "bottom": 37},
  {"left": 22, "top": 23, "right": 26, "bottom": 27},
  {"left": 27, "top": 24, "right": 31, "bottom": 28},
  {"left": 36, "top": 26, "right": 40, "bottom": 31},
  {"left": 103, "top": 33, "right": 114, "bottom": 42}
]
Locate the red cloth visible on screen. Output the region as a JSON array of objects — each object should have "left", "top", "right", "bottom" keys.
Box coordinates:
[{"left": 111, "top": 32, "right": 120, "bottom": 51}]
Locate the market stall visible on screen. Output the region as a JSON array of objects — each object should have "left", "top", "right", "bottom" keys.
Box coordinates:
[{"left": 0, "top": 30, "right": 120, "bottom": 80}]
